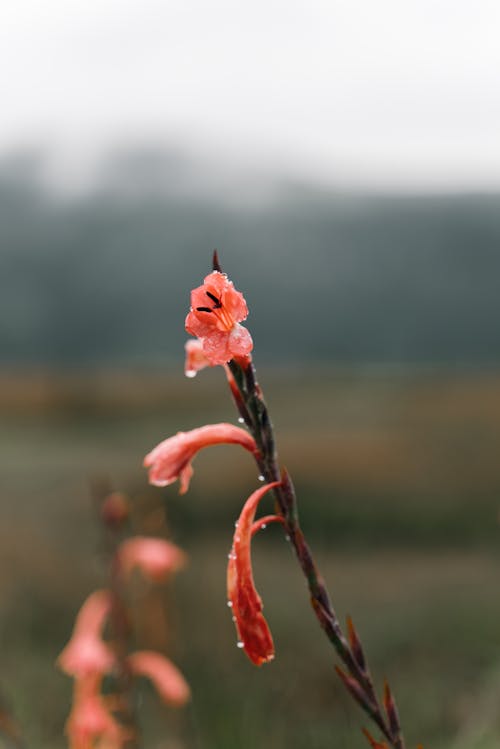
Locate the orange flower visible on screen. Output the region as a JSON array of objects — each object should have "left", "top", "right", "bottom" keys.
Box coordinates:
[
  {"left": 185, "top": 271, "right": 253, "bottom": 365},
  {"left": 116, "top": 536, "right": 187, "bottom": 582},
  {"left": 58, "top": 590, "right": 115, "bottom": 679},
  {"left": 227, "top": 482, "right": 282, "bottom": 666},
  {"left": 144, "top": 423, "right": 258, "bottom": 492},
  {"left": 66, "top": 675, "right": 126, "bottom": 749},
  {"left": 127, "top": 651, "right": 190, "bottom": 707}
]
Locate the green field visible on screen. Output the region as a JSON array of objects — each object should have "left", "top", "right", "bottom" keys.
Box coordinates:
[{"left": 1, "top": 368, "right": 499, "bottom": 748}]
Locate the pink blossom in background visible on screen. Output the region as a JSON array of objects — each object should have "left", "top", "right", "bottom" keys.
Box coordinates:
[
  {"left": 116, "top": 536, "right": 187, "bottom": 582},
  {"left": 65, "top": 674, "right": 126, "bottom": 749},
  {"left": 144, "top": 423, "right": 258, "bottom": 492},
  {"left": 127, "top": 651, "right": 190, "bottom": 707},
  {"left": 185, "top": 271, "right": 253, "bottom": 365},
  {"left": 58, "top": 590, "right": 115, "bottom": 679}
]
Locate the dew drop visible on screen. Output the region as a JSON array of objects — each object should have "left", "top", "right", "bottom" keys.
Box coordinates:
[
  {"left": 258, "top": 474, "right": 265, "bottom": 482},
  {"left": 185, "top": 370, "right": 197, "bottom": 379},
  {"left": 234, "top": 521, "right": 239, "bottom": 528},
  {"left": 237, "top": 641, "right": 245, "bottom": 649},
  {"left": 285, "top": 535, "right": 290, "bottom": 542},
  {"left": 227, "top": 601, "right": 233, "bottom": 607},
  {"left": 238, "top": 417, "right": 245, "bottom": 423},
  {"left": 232, "top": 616, "right": 237, "bottom": 622},
  {"left": 261, "top": 524, "right": 267, "bottom": 530}
]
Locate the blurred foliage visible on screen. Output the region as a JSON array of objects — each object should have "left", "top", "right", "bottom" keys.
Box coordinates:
[{"left": 0, "top": 369, "right": 500, "bottom": 747}]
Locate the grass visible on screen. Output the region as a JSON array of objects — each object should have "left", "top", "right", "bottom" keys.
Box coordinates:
[{"left": 0, "top": 367, "right": 499, "bottom": 747}]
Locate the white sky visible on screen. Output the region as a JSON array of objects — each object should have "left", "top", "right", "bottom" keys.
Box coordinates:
[{"left": 1, "top": 0, "right": 500, "bottom": 189}]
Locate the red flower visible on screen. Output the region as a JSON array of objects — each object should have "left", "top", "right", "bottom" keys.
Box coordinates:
[
  {"left": 227, "top": 482, "right": 282, "bottom": 666},
  {"left": 57, "top": 590, "right": 115, "bottom": 679},
  {"left": 116, "top": 536, "right": 187, "bottom": 582},
  {"left": 127, "top": 651, "right": 190, "bottom": 707},
  {"left": 144, "top": 423, "right": 258, "bottom": 493},
  {"left": 185, "top": 271, "right": 253, "bottom": 365}
]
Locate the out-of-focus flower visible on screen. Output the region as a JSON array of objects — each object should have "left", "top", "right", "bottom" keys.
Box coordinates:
[
  {"left": 127, "top": 651, "right": 190, "bottom": 707},
  {"left": 116, "top": 536, "right": 187, "bottom": 582},
  {"left": 66, "top": 675, "right": 126, "bottom": 749},
  {"left": 227, "top": 482, "right": 281, "bottom": 666},
  {"left": 100, "top": 492, "right": 130, "bottom": 529},
  {"left": 144, "top": 423, "right": 258, "bottom": 492},
  {"left": 185, "top": 271, "right": 253, "bottom": 365},
  {"left": 58, "top": 590, "right": 115, "bottom": 679},
  {"left": 184, "top": 339, "right": 211, "bottom": 377}
]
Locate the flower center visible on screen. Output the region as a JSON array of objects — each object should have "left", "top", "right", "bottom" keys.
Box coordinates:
[{"left": 196, "top": 291, "right": 235, "bottom": 332}]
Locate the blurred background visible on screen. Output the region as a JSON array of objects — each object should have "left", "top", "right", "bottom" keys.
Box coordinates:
[{"left": 1, "top": 1, "right": 500, "bottom": 747}]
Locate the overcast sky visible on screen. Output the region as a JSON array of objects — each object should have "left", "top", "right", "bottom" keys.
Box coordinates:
[{"left": 1, "top": 0, "right": 500, "bottom": 190}]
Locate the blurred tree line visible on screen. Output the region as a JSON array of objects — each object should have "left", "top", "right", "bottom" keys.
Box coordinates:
[{"left": 1, "top": 148, "right": 499, "bottom": 368}]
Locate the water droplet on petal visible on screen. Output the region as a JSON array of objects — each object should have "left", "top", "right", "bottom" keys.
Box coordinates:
[
  {"left": 261, "top": 524, "right": 267, "bottom": 530},
  {"left": 258, "top": 475, "right": 265, "bottom": 482},
  {"left": 237, "top": 641, "right": 244, "bottom": 648},
  {"left": 232, "top": 616, "right": 237, "bottom": 622},
  {"left": 238, "top": 417, "right": 245, "bottom": 423},
  {"left": 234, "top": 521, "right": 239, "bottom": 528},
  {"left": 227, "top": 601, "right": 233, "bottom": 607},
  {"left": 185, "top": 370, "right": 197, "bottom": 378}
]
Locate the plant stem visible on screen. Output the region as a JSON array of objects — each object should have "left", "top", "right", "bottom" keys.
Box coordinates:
[{"left": 228, "top": 359, "right": 405, "bottom": 749}]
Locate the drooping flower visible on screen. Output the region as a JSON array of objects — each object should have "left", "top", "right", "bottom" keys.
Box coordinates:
[
  {"left": 144, "top": 423, "right": 258, "bottom": 493},
  {"left": 116, "top": 537, "right": 187, "bottom": 582},
  {"left": 58, "top": 590, "right": 115, "bottom": 679},
  {"left": 66, "top": 674, "right": 127, "bottom": 749},
  {"left": 185, "top": 271, "right": 253, "bottom": 366},
  {"left": 227, "top": 481, "right": 282, "bottom": 666},
  {"left": 127, "top": 651, "right": 190, "bottom": 707}
]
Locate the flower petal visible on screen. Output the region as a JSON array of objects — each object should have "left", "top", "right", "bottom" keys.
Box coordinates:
[
  {"left": 144, "top": 423, "right": 258, "bottom": 490},
  {"left": 116, "top": 537, "right": 187, "bottom": 582},
  {"left": 227, "top": 482, "right": 281, "bottom": 666},
  {"left": 127, "top": 651, "right": 190, "bottom": 707},
  {"left": 57, "top": 590, "right": 116, "bottom": 678}
]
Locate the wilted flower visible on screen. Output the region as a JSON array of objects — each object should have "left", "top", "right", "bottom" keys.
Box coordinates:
[
  {"left": 116, "top": 536, "right": 187, "bottom": 582},
  {"left": 144, "top": 423, "right": 258, "bottom": 492},
  {"left": 58, "top": 590, "right": 115, "bottom": 679},
  {"left": 227, "top": 482, "right": 282, "bottom": 666},
  {"left": 185, "top": 271, "right": 253, "bottom": 365},
  {"left": 127, "top": 651, "right": 190, "bottom": 707}
]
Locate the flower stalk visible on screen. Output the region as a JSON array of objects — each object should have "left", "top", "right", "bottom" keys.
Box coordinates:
[
  {"left": 147, "top": 254, "right": 417, "bottom": 749},
  {"left": 227, "top": 352, "right": 406, "bottom": 749}
]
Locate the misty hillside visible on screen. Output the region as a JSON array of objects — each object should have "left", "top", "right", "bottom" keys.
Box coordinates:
[{"left": 1, "top": 151, "right": 499, "bottom": 368}]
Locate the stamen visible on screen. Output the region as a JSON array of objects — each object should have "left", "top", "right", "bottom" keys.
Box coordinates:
[
  {"left": 196, "top": 306, "right": 213, "bottom": 313},
  {"left": 206, "top": 291, "right": 222, "bottom": 308}
]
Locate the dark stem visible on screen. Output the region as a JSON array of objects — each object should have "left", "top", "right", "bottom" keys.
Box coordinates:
[{"left": 227, "top": 359, "right": 406, "bottom": 749}]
